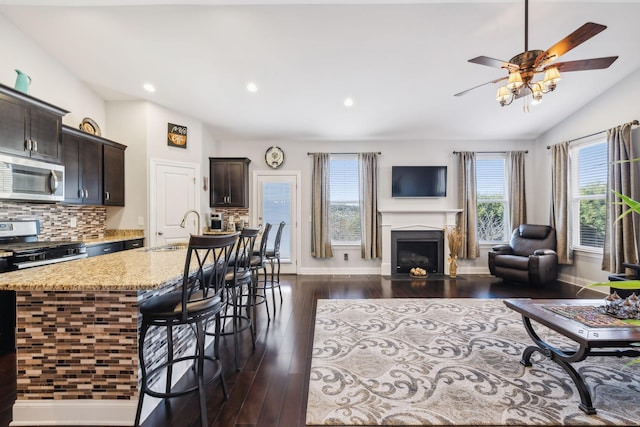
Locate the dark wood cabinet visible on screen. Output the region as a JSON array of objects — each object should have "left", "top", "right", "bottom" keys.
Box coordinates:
[
  {"left": 86, "top": 238, "right": 144, "bottom": 258},
  {"left": 209, "top": 157, "right": 250, "bottom": 208},
  {"left": 86, "top": 241, "right": 124, "bottom": 257},
  {"left": 61, "top": 126, "right": 126, "bottom": 206},
  {"left": 103, "top": 144, "right": 125, "bottom": 206},
  {"left": 0, "top": 83, "right": 67, "bottom": 163},
  {"left": 124, "top": 238, "right": 144, "bottom": 250},
  {"left": 62, "top": 128, "right": 103, "bottom": 205}
]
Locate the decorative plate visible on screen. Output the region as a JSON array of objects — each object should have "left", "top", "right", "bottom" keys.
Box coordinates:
[
  {"left": 79, "top": 117, "right": 101, "bottom": 136},
  {"left": 265, "top": 146, "right": 285, "bottom": 169}
]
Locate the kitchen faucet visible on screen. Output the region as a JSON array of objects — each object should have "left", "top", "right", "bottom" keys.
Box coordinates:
[{"left": 180, "top": 210, "right": 201, "bottom": 235}]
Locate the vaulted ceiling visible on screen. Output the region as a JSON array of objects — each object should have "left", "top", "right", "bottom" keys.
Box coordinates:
[{"left": 2, "top": 1, "right": 640, "bottom": 142}]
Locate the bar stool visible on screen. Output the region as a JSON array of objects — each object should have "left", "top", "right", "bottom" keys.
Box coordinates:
[
  {"left": 250, "top": 223, "right": 272, "bottom": 319},
  {"left": 217, "top": 227, "right": 259, "bottom": 371},
  {"left": 134, "top": 233, "right": 238, "bottom": 427},
  {"left": 264, "top": 221, "right": 285, "bottom": 315}
]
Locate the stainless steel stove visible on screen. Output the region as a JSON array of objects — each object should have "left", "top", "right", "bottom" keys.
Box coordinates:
[{"left": 0, "top": 220, "right": 87, "bottom": 272}]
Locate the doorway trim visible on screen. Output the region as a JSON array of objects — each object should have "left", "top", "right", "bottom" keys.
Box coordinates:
[{"left": 251, "top": 170, "right": 301, "bottom": 275}]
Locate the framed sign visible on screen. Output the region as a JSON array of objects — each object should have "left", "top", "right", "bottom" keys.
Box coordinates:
[{"left": 167, "top": 123, "right": 187, "bottom": 148}]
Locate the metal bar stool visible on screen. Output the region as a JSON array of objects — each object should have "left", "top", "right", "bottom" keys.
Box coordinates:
[
  {"left": 250, "top": 223, "right": 272, "bottom": 320},
  {"left": 134, "top": 233, "right": 238, "bottom": 427},
  {"left": 264, "top": 221, "right": 285, "bottom": 315},
  {"left": 217, "top": 227, "right": 259, "bottom": 371}
]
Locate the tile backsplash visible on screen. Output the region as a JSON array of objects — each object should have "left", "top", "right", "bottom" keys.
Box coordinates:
[{"left": 0, "top": 201, "right": 106, "bottom": 240}]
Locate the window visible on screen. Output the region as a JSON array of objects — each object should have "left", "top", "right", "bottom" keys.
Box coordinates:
[
  {"left": 329, "top": 154, "right": 361, "bottom": 244},
  {"left": 476, "top": 155, "right": 509, "bottom": 242},
  {"left": 570, "top": 140, "right": 607, "bottom": 250}
]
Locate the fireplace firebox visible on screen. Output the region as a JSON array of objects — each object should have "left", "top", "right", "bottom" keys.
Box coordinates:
[{"left": 391, "top": 230, "right": 444, "bottom": 275}]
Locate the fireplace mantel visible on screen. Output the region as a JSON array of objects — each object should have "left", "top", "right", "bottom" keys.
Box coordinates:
[{"left": 379, "top": 208, "right": 462, "bottom": 275}]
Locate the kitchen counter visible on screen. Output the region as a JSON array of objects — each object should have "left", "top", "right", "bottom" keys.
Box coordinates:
[
  {"left": 0, "top": 243, "right": 187, "bottom": 291},
  {"left": 5, "top": 239, "right": 215, "bottom": 426}
]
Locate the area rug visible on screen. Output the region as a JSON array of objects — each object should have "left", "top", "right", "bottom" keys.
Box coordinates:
[{"left": 306, "top": 299, "right": 640, "bottom": 425}]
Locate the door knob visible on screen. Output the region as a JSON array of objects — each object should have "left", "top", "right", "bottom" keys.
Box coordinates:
[{"left": 157, "top": 231, "right": 164, "bottom": 235}]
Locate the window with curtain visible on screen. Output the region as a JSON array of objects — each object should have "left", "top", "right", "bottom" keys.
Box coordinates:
[
  {"left": 570, "top": 139, "right": 607, "bottom": 251},
  {"left": 476, "top": 155, "right": 509, "bottom": 242},
  {"left": 329, "top": 154, "right": 361, "bottom": 244}
]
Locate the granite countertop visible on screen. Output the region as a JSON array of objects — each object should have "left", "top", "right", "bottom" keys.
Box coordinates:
[
  {"left": 0, "top": 244, "right": 189, "bottom": 291},
  {"left": 82, "top": 229, "right": 146, "bottom": 246}
]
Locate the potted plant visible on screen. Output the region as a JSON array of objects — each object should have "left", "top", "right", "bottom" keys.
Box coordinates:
[{"left": 584, "top": 157, "right": 640, "bottom": 292}]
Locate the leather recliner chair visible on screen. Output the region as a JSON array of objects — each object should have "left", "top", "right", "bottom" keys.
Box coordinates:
[{"left": 488, "top": 224, "right": 558, "bottom": 285}]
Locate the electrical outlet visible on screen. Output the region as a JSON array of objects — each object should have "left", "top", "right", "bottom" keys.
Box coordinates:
[
  {"left": 69, "top": 218, "right": 77, "bottom": 228},
  {"left": 344, "top": 253, "right": 348, "bottom": 261}
]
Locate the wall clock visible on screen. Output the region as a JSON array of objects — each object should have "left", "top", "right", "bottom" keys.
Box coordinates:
[{"left": 265, "top": 146, "right": 285, "bottom": 169}]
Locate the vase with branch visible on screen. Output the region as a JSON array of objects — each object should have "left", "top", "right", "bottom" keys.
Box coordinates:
[{"left": 446, "top": 226, "right": 462, "bottom": 278}]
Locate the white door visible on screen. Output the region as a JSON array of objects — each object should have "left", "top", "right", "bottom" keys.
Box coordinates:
[
  {"left": 253, "top": 172, "right": 300, "bottom": 274},
  {"left": 150, "top": 160, "right": 199, "bottom": 247}
]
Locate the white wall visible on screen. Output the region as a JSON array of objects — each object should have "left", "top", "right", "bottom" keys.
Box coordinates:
[
  {"left": 0, "top": 13, "right": 106, "bottom": 135},
  {"left": 105, "top": 102, "right": 214, "bottom": 234},
  {"left": 208, "top": 137, "right": 532, "bottom": 274},
  {"left": 533, "top": 67, "right": 640, "bottom": 286},
  {"left": 104, "top": 101, "right": 148, "bottom": 231}
]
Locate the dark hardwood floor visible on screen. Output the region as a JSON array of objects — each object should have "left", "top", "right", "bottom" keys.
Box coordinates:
[{"left": 0, "top": 274, "right": 603, "bottom": 427}]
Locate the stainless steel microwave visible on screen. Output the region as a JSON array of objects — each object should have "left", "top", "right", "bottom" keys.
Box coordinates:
[{"left": 0, "top": 154, "right": 64, "bottom": 202}]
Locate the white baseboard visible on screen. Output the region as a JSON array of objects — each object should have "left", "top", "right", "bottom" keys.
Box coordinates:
[
  {"left": 299, "top": 267, "right": 381, "bottom": 275},
  {"left": 11, "top": 399, "right": 138, "bottom": 426}
]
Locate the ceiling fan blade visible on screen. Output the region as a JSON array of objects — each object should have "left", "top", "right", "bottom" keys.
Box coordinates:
[
  {"left": 544, "top": 56, "right": 618, "bottom": 73},
  {"left": 454, "top": 76, "right": 508, "bottom": 97},
  {"left": 468, "top": 56, "right": 519, "bottom": 70},
  {"left": 535, "top": 22, "right": 607, "bottom": 67}
]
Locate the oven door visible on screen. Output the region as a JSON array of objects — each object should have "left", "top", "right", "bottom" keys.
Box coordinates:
[{"left": 0, "top": 154, "right": 64, "bottom": 202}]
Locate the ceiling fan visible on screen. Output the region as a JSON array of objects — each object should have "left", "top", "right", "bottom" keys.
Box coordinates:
[{"left": 454, "top": 0, "right": 618, "bottom": 106}]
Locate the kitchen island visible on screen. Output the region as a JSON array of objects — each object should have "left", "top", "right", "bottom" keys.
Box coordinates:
[{"left": 0, "top": 243, "right": 201, "bottom": 426}]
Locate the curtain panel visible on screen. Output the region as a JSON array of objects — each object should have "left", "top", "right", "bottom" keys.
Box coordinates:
[
  {"left": 603, "top": 122, "right": 638, "bottom": 273},
  {"left": 456, "top": 151, "right": 479, "bottom": 259},
  {"left": 311, "top": 153, "right": 333, "bottom": 258},
  {"left": 359, "top": 153, "right": 381, "bottom": 259},
  {"left": 550, "top": 141, "right": 572, "bottom": 265},
  {"left": 506, "top": 151, "right": 527, "bottom": 231}
]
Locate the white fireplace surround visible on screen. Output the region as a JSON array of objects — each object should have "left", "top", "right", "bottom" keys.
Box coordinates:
[{"left": 379, "top": 208, "right": 462, "bottom": 276}]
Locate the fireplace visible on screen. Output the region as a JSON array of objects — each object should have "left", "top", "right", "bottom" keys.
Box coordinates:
[{"left": 391, "top": 230, "right": 444, "bottom": 275}]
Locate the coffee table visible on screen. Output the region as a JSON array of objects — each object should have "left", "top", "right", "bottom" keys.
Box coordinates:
[{"left": 504, "top": 298, "right": 640, "bottom": 415}]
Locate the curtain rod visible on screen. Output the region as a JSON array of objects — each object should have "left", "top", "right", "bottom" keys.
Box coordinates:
[
  {"left": 546, "top": 119, "right": 639, "bottom": 149},
  {"left": 452, "top": 150, "right": 528, "bottom": 154},
  {"left": 307, "top": 151, "right": 381, "bottom": 155}
]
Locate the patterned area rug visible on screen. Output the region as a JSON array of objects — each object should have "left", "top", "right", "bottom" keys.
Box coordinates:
[{"left": 306, "top": 299, "right": 640, "bottom": 426}]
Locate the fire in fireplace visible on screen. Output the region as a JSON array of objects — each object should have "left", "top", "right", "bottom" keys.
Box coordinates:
[{"left": 391, "top": 230, "right": 444, "bottom": 275}]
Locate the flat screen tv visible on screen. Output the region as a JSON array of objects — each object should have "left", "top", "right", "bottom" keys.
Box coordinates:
[{"left": 392, "top": 166, "right": 447, "bottom": 198}]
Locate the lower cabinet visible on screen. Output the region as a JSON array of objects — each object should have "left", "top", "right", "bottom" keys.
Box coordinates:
[{"left": 86, "top": 238, "right": 144, "bottom": 258}]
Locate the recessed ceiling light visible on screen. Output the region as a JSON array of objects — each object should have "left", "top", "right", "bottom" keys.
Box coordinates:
[
  {"left": 143, "top": 83, "right": 156, "bottom": 93},
  {"left": 344, "top": 97, "right": 354, "bottom": 107},
  {"left": 246, "top": 82, "right": 258, "bottom": 93}
]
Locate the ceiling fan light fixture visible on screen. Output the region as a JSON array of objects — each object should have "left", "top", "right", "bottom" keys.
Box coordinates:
[
  {"left": 543, "top": 67, "right": 561, "bottom": 90},
  {"left": 496, "top": 86, "right": 511, "bottom": 106},
  {"left": 506, "top": 71, "right": 524, "bottom": 92},
  {"left": 530, "top": 83, "right": 543, "bottom": 105}
]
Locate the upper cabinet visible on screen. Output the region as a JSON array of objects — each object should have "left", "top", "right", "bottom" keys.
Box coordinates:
[
  {"left": 103, "top": 144, "right": 125, "bottom": 206},
  {"left": 209, "top": 157, "right": 251, "bottom": 208},
  {"left": 62, "top": 127, "right": 103, "bottom": 205},
  {"left": 0, "top": 83, "right": 68, "bottom": 163},
  {"left": 61, "top": 126, "right": 126, "bottom": 206}
]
